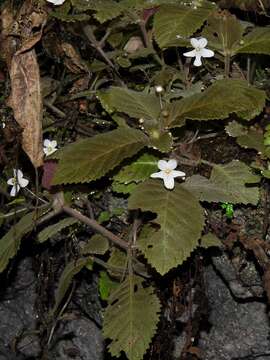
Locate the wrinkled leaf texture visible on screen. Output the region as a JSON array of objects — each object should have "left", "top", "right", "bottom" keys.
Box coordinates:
[
  {"left": 154, "top": 1, "right": 216, "bottom": 48},
  {"left": 168, "top": 79, "right": 266, "bottom": 127},
  {"left": 183, "top": 160, "right": 260, "bottom": 205},
  {"left": 103, "top": 276, "right": 161, "bottom": 360},
  {"left": 53, "top": 128, "right": 148, "bottom": 185},
  {"left": 0, "top": 212, "right": 35, "bottom": 273},
  {"left": 129, "top": 180, "right": 204, "bottom": 275}
]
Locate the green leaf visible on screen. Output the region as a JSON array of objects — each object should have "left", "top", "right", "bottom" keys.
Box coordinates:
[
  {"left": 37, "top": 218, "right": 78, "bottom": 243},
  {"left": 169, "top": 79, "right": 266, "bottom": 127},
  {"left": 149, "top": 131, "right": 173, "bottom": 152},
  {"left": 94, "top": 1, "right": 123, "bottom": 23},
  {"left": 98, "top": 87, "right": 160, "bottom": 122},
  {"left": 81, "top": 234, "right": 109, "bottom": 255},
  {"left": 236, "top": 129, "right": 266, "bottom": 154},
  {"left": 225, "top": 120, "right": 247, "bottom": 137},
  {"left": 183, "top": 160, "right": 260, "bottom": 205},
  {"left": 154, "top": 2, "right": 216, "bottom": 49},
  {"left": 51, "top": 258, "right": 91, "bottom": 316},
  {"left": 114, "top": 153, "right": 158, "bottom": 184},
  {"left": 107, "top": 248, "right": 127, "bottom": 278},
  {"left": 235, "top": 27, "right": 270, "bottom": 55},
  {"left": 202, "top": 11, "right": 244, "bottom": 56},
  {"left": 103, "top": 276, "right": 161, "bottom": 360},
  {"left": 52, "top": 128, "right": 148, "bottom": 185},
  {"left": 0, "top": 212, "right": 35, "bottom": 273},
  {"left": 50, "top": 12, "right": 90, "bottom": 22},
  {"left": 128, "top": 180, "right": 204, "bottom": 275},
  {"left": 98, "top": 271, "right": 119, "bottom": 301},
  {"left": 112, "top": 181, "right": 138, "bottom": 194},
  {"left": 200, "top": 233, "right": 221, "bottom": 248}
]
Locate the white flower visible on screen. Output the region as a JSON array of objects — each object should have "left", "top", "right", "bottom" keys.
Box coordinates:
[
  {"left": 46, "top": 0, "right": 66, "bottom": 5},
  {"left": 183, "top": 38, "right": 214, "bottom": 67},
  {"left": 155, "top": 85, "right": 164, "bottom": 93},
  {"left": 43, "top": 139, "right": 57, "bottom": 156},
  {"left": 150, "top": 159, "right": 186, "bottom": 190},
  {"left": 7, "top": 169, "right": 29, "bottom": 197}
]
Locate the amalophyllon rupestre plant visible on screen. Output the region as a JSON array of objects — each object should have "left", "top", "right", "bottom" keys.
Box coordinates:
[{"left": 1, "top": 0, "right": 270, "bottom": 359}]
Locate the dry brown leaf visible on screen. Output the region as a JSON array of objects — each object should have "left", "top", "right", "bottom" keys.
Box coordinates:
[
  {"left": 1, "top": 1, "right": 47, "bottom": 168},
  {"left": 61, "top": 42, "right": 89, "bottom": 74},
  {"left": 9, "top": 50, "right": 43, "bottom": 167}
]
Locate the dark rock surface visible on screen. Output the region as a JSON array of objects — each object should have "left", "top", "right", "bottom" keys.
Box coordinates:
[
  {"left": 0, "top": 258, "right": 104, "bottom": 360},
  {"left": 200, "top": 263, "right": 270, "bottom": 360}
]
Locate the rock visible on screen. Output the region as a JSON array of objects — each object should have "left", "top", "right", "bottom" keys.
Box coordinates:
[
  {"left": 54, "top": 317, "right": 104, "bottom": 360},
  {"left": 212, "top": 251, "right": 264, "bottom": 298},
  {"left": 0, "top": 258, "right": 40, "bottom": 358},
  {"left": 200, "top": 264, "right": 270, "bottom": 360}
]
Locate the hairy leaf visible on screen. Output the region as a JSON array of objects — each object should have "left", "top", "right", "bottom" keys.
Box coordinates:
[
  {"left": 183, "top": 160, "right": 260, "bottom": 205},
  {"left": 37, "top": 218, "right": 78, "bottom": 243},
  {"left": 0, "top": 212, "right": 35, "bottom": 273},
  {"left": 225, "top": 120, "right": 247, "bottom": 137},
  {"left": 202, "top": 11, "right": 244, "bottom": 56},
  {"left": 200, "top": 233, "right": 221, "bottom": 248},
  {"left": 81, "top": 234, "right": 109, "bottom": 255},
  {"left": 98, "top": 87, "right": 160, "bottom": 122},
  {"left": 94, "top": 1, "right": 123, "bottom": 23},
  {"left": 114, "top": 153, "right": 158, "bottom": 184},
  {"left": 103, "top": 276, "right": 161, "bottom": 360},
  {"left": 154, "top": 2, "right": 216, "bottom": 49},
  {"left": 112, "top": 181, "right": 138, "bottom": 194},
  {"left": 236, "top": 129, "right": 266, "bottom": 154},
  {"left": 99, "top": 271, "right": 119, "bottom": 301},
  {"left": 149, "top": 131, "right": 173, "bottom": 152},
  {"left": 107, "top": 248, "right": 127, "bottom": 278},
  {"left": 169, "top": 79, "right": 266, "bottom": 127},
  {"left": 235, "top": 27, "right": 270, "bottom": 55},
  {"left": 53, "top": 128, "right": 148, "bottom": 185},
  {"left": 52, "top": 258, "right": 91, "bottom": 316},
  {"left": 50, "top": 12, "right": 90, "bottom": 22},
  {"left": 129, "top": 181, "right": 204, "bottom": 275}
]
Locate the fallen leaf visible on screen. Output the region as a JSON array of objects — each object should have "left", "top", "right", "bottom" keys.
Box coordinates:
[
  {"left": 9, "top": 49, "right": 44, "bottom": 168},
  {"left": 1, "top": 1, "right": 47, "bottom": 168}
]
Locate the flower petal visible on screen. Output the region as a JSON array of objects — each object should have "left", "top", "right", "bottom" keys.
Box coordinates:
[
  {"left": 200, "top": 48, "right": 214, "bottom": 58},
  {"left": 193, "top": 55, "right": 202, "bottom": 66},
  {"left": 10, "top": 185, "right": 20, "bottom": 197},
  {"left": 44, "top": 139, "right": 51, "bottom": 147},
  {"left": 171, "top": 170, "right": 186, "bottom": 179},
  {"left": 150, "top": 171, "right": 164, "bottom": 179},
  {"left": 167, "top": 159, "right": 177, "bottom": 170},
  {"left": 43, "top": 147, "right": 49, "bottom": 156},
  {"left": 190, "top": 38, "right": 200, "bottom": 48},
  {"left": 16, "top": 169, "right": 24, "bottom": 181},
  {"left": 19, "top": 178, "right": 29, "bottom": 188},
  {"left": 163, "top": 175, "right": 175, "bottom": 190},
  {"left": 198, "top": 37, "right": 207, "bottom": 48},
  {"left": 51, "top": 140, "right": 57, "bottom": 148},
  {"left": 157, "top": 160, "right": 169, "bottom": 171},
  {"left": 7, "top": 178, "right": 15, "bottom": 185},
  {"left": 183, "top": 50, "right": 196, "bottom": 58}
]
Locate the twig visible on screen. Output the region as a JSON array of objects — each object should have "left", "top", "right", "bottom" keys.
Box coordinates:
[
  {"left": 62, "top": 206, "right": 129, "bottom": 250},
  {"left": 43, "top": 99, "right": 66, "bottom": 118}
]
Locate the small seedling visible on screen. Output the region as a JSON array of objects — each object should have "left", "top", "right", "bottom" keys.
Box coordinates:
[{"left": 221, "top": 202, "right": 234, "bottom": 219}]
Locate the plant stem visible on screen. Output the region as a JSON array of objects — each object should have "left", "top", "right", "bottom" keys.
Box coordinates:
[
  {"left": 224, "top": 55, "right": 230, "bottom": 78},
  {"left": 63, "top": 206, "right": 129, "bottom": 251}
]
